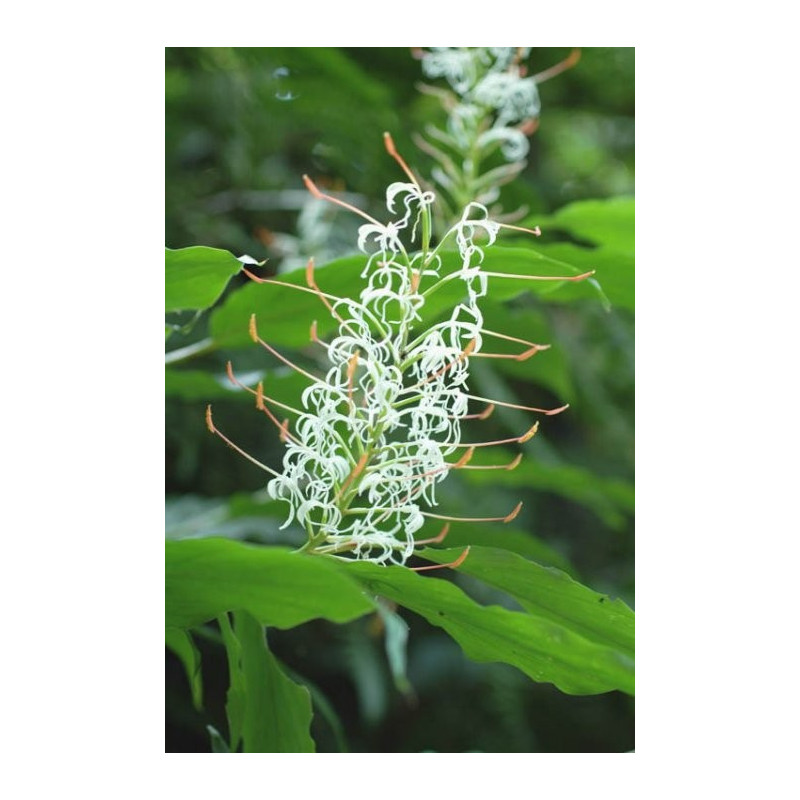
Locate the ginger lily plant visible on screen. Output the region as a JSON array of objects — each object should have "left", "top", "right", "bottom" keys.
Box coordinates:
[{"left": 206, "top": 133, "right": 593, "bottom": 567}]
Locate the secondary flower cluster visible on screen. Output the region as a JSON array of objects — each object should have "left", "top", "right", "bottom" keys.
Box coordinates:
[
  {"left": 415, "top": 47, "right": 580, "bottom": 219},
  {"left": 208, "top": 134, "right": 592, "bottom": 568},
  {"left": 420, "top": 47, "right": 540, "bottom": 163}
]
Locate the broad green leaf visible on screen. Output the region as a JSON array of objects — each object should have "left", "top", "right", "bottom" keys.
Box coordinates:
[
  {"left": 209, "top": 245, "right": 611, "bottom": 351},
  {"left": 165, "top": 246, "right": 242, "bottom": 312},
  {"left": 165, "top": 539, "right": 373, "bottom": 629},
  {"left": 419, "top": 546, "right": 634, "bottom": 658},
  {"left": 165, "top": 627, "right": 203, "bottom": 709},
  {"left": 530, "top": 197, "right": 635, "bottom": 311},
  {"left": 344, "top": 561, "right": 634, "bottom": 696},
  {"left": 233, "top": 610, "right": 315, "bottom": 753},
  {"left": 218, "top": 612, "right": 246, "bottom": 751},
  {"left": 537, "top": 197, "right": 634, "bottom": 258}
]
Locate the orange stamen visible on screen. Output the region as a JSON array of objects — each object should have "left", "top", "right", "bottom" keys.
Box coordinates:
[
  {"left": 421, "top": 502, "right": 522, "bottom": 524},
  {"left": 249, "top": 314, "right": 320, "bottom": 383},
  {"left": 464, "top": 395, "right": 569, "bottom": 416},
  {"left": 417, "top": 339, "right": 476, "bottom": 386},
  {"left": 414, "top": 523, "right": 451, "bottom": 546},
  {"left": 533, "top": 48, "right": 581, "bottom": 84},
  {"left": 384, "top": 131, "right": 420, "bottom": 187},
  {"left": 455, "top": 453, "right": 523, "bottom": 471},
  {"left": 302, "top": 174, "right": 381, "bottom": 225},
  {"left": 458, "top": 421, "right": 540, "bottom": 448},
  {"left": 410, "top": 546, "right": 470, "bottom": 572},
  {"left": 482, "top": 269, "right": 595, "bottom": 282},
  {"left": 205, "top": 405, "right": 280, "bottom": 477}
]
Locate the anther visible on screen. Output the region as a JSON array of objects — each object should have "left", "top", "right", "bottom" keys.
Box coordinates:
[
  {"left": 383, "top": 131, "right": 420, "bottom": 187},
  {"left": 503, "top": 501, "right": 523, "bottom": 523}
]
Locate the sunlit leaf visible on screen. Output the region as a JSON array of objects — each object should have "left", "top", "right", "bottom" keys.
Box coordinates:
[
  {"left": 166, "top": 539, "right": 373, "bottom": 629},
  {"left": 419, "top": 546, "right": 634, "bottom": 657},
  {"left": 344, "top": 561, "right": 634, "bottom": 696},
  {"left": 166, "top": 246, "right": 242, "bottom": 312}
]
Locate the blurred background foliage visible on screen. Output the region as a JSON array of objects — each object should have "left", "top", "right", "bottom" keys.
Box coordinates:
[{"left": 165, "top": 46, "right": 634, "bottom": 753}]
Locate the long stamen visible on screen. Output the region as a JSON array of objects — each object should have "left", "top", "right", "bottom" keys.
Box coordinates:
[
  {"left": 414, "top": 523, "right": 450, "bottom": 546},
  {"left": 384, "top": 131, "right": 420, "bottom": 188},
  {"left": 392, "top": 447, "right": 476, "bottom": 483},
  {"left": 450, "top": 403, "right": 495, "bottom": 420},
  {"left": 457, "top": 453, "right": 523, "bottom": 471},
  {"left": 497, "top": 221, "right": 541, "bottom": 237},
  {"left": 456, "top": 421, "right": 540, "bottom": 448},
  {"left": 410, "top": 546, "right": 470, "bottom": 572},
  {"left": 303, "top": 174, "right": 381, "bottom": 225},
  {"left": 477, "top": 328, "right": 550, "bottom": 352},
  {"left": 205, "top": 405, "right": 281, "bottom": 477},
  {"left": 533, "top": 48, "right": 581, "bottom": 84},
  {"left": 464, "top": 394, "right": 569, "bottom": 416},
  {"left": 421, "top": 502, "right": 522, "bottom": 524},
  {"left": 471, "top": 348, "right": 540, "bottom": 362},
  {"left": 224, "top": 360, "right": 302, "bottom": 417},
  {"left": 481, "top": 269, "right": 596, "bottom": 282},
  {"left": 249, "top": 314, "right": 321, "bottom": 384}
]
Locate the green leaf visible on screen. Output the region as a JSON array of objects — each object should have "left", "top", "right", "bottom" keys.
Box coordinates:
[
  {"left": 165, "top": 539, "right": 373, "bottom": 629},
  {"left": 343, "top": 561, "right": 634, "bottom": 696},
  {"left": 419, "top": 546, "right": 634, "bottom": 658},
  {"left": 165, "top": 246, "right": 243, "bottom": 312},
  {"left": 232, "top": 610, "right": 315, "bottom": 753},
  {"left": 538, "top": 197, "right": 635, "bottom": 258},
  {"left": 531, "top": 197, "right": 635, "bottom": 311},
  {"left": 165, "top": 627, "right": 203, "bottom": 709},
  {"left": 217, "top": 612, "right": 245, "bottom": 751}
]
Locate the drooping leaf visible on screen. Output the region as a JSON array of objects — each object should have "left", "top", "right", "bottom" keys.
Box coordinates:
[
  {"left": 165, "top": 627, "right": 203, "bottom": 709},
  {"left": 217, "top": 612, "right": 246, "bottom": 751},
  {"left": 165, "top": 246, "right": 243, "bottom": 312},
  {"left": 165, "top": 539, "right": 373, "bottom": 629},
  {"left": 232, "top": 610, "right": 315, "bottom": 753},
  {"left": 419, "top": 546, "right": 634, "bottom": 658},
  {"left": 343, "top": 561, "right": 634, "bottom": 696}
]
